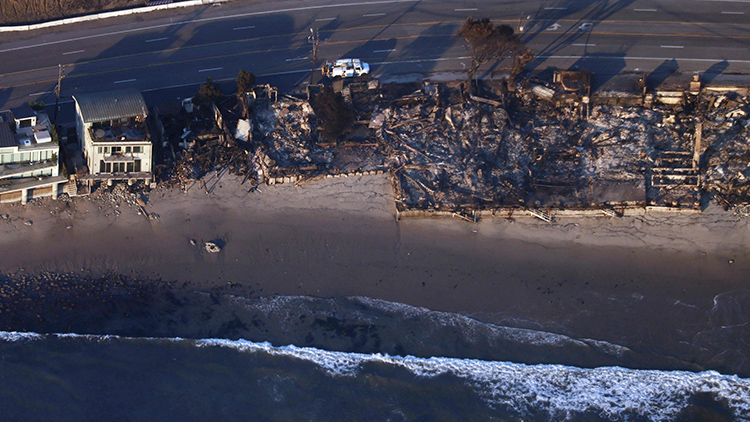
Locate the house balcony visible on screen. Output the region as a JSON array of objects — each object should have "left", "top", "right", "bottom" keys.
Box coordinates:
[{"left": 0, "top": 159, "right": 57, "bottom": 180}]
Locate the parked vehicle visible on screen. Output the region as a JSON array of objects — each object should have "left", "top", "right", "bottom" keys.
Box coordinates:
[{"left": 321, "top": 58, "right": 370, "bottom": 78}]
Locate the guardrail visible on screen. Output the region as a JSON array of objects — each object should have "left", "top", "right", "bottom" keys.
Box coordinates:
[{"left": 0, "top": 0, "right": 224, "bottom": 32}]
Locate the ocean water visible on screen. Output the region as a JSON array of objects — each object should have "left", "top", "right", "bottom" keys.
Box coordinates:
[
  {"left": 1, "top": 275, "right": 749, "bottom": 421},
  {"left": 1, "top": 332, "right": 748, "bottom": 422}
]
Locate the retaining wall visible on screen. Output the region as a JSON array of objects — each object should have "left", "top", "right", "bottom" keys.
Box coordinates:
[
  {"left": 395, "top": 204, "right": 701, "bottom": 222},
  {"left": 0, "top": 0, "right": 222, "bottom": 32},
  {"left": 265, "top": 169, "right": 387, "bottom": 186},
  {"left": 266, "top": 171, "right": 701, "bottom": 220}
]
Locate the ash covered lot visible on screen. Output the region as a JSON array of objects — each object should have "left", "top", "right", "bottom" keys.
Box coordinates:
[{"left": 155, "top": 74, "right": 750, "bottom": 217}]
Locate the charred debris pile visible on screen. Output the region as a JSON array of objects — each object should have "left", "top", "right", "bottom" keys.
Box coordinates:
[{"left": 154, "top": 75, "right": 750, "bottom": 215}]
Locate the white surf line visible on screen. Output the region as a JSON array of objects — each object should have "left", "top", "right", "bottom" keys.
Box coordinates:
[
  {"left": 373, "top": 49, "right": 396, "bottom": 53},
  {"left": 660, "top": 45, "right": 684, "bottom": 48},
  {"left": 572, "top": 43, "right": 596, "bottom": 46},
  {"left": 633, "top": 8, "right": 657, "bottom": 12},
  {"left": 363, "top": 13, "right": 386, "bottom": 16},
  {"left": 62, "top": 49, "right": 84, "bottom": 55},
  {"left": 232, "top": 25, "right": 256, "bottom": 30},
  {"left": 145, "top": 37, "right": 168, "bottom": 42},
  {"left": 454, "top": 8, "right": 478, "bottom": 11},
  {"left": 198, "top": 67, "right": 223, "bottom": 72},
  {"left": 285, "top": 57, "right": 309, "bottom": 61},
  {"left": 315, "top": 17, "right": 337, "bottom": 21},
  {"left": 721, "top": 11, "right": 745, "bottom": 14},
  {"left": 0, "top": 0, "right": 420, "bottom": 53},
  {"left": 114, "top": 78, "right": 136, "bottom": 84}
]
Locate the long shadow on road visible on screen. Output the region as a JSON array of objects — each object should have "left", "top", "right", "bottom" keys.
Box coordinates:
[
  {"left": 522, "top": 0, "right": 636, "bottom": 76},
  {"left": 62, "top": 11, "right": 298, "bottom": 106}
]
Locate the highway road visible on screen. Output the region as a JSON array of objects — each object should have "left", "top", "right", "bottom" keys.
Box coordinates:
[{"left": 1, "top": 0, "right": 750, "bottom": 117}]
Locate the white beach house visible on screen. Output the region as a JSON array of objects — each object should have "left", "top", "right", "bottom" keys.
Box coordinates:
[
  {"left": 73, "top": 90, "right": 153, "bottom": 187},
  {"left": 0, "top": 104, "right": 64, "bottom": 204}
]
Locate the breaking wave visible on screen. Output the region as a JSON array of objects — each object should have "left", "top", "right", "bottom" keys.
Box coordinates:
[{"left": 3, "top": 332, "right": 749, "bottom": 421}]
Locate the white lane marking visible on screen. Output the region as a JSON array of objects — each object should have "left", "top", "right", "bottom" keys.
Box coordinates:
[
  {"left": 40, "top": 53, "right": 750, "bottom": 101},
  {"left": 29, "top": 91, "right": 52, "bottom": 96},
  {"left": 114, "top": 78, "right": 136, "bottom": 84},
  {"left": 144, "top": 57, "right": 475, "bottom": 94},
  {"left": 572, "top": 43, "right": 596, "bottom": 46},
  {"left": 363, "top": 13, "right": 386, "bottom": 16},
  {"left": 579, "top": 23, "right": 593, "bottom": 30},
  {"left": 145, "top": 37, "right": 168, "bottom": 43},
  {"left": 232, "top": 25, "right": 256, "bottom": 30},
  {"left": 285, "top": 57, "right": 309, "bottom": 61},
  {"left": 123, "top": 52, "right": 750, "bottom": 96},
  {"left": 62, "top": 49, "right": 84, "bottom": 55},
  {"left": 634, "top": 9, "right": 657, "bottom": 12},
  {"left": 198, "top": 67, "right": 223, "bottom": 72},
  {"left": 535, "top": 54, "right": 750, "bottom": 64},
  {"left": 373, "top": 49, "right": 396, "bottom": 53},
  {"left": 544, "top": 7, "right": 568, "bottom": 10},
  {"left": 454, "top": 8, "right": 478, "bottom": 11},
  {"left": 315, "top": 17, "right": 336, "bottom": 21},
  {"left": 547, "top": 23, "right": 561, "bottom": 30},
  {"left": 721, "top": 11, "right": 745, "bottom": 14},
  {"left": 373, "top": 56, "right": 470, "bottom": 65},
  {"left": 0, "top": 0, "right": 420, "bottom": 53},
  {"left": 661, "top": 45, "right": 684, "bottom": 48}
]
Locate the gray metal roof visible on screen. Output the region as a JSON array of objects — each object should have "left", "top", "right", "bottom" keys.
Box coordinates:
[
  {"left": 74, "top": 90, "right": 147, "bottom": 123},
  {"left": 0, "top": 122, "right": 14, "bottom": 148}
]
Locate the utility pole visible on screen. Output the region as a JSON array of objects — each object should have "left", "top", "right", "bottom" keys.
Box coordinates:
[
  {"left": 54, "top": 64, "right": 65, "bottom": 124},
  {"left": 308, "top": 28, "right": 319, "bottom": 85}
]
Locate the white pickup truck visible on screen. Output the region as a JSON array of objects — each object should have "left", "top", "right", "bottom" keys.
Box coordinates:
[{"left": 321, "top": 58, "right": 370, "bottom": 78}]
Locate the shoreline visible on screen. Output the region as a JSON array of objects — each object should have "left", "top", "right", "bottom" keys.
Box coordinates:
[{"left": 1, "top": 174, "right": 750, "bottom": 375}]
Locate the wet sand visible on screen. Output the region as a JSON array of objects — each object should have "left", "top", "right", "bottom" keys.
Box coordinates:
[{"left": 1, "top": 174, "right": 749, "bottom": 374}]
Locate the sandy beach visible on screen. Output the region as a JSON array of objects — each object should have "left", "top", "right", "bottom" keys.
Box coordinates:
[{"left": 2, "top": 174, "right": 750, "bottom": 374}]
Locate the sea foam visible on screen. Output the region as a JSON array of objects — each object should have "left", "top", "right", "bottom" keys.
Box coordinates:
[
  {"left": 0, "top": 331, "right": 43, "bottom": 342},
  {"left": 3, "top": 331, "right": 748, "bottom": 421},
  {"left": 197, "top": 337, "right": 750, "bottom": 421}
]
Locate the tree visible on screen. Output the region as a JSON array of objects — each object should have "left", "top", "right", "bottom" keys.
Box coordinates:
[
  {"left": 458, "top": 17, "right": 532, "bottom": 88},
  {"left": 236, "top": 70, "right": 256, "bottom": 95},
  {"left": 28, "top": 101, "right": 45, "bottom": 111},
  {"left": 312, "top": 87, "right": 355, "bottom": 142},
  {"left": 236, "top": 70, "right": 256, "bottom": 118},
  {"left": 196, "top": 77, "right": 223, "bottom": 106}
]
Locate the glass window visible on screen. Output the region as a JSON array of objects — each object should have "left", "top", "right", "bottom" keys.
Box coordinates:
[
  {"left": 134, "top": 146, "right": 142, "bottom": 153},
  {"left": 104, "top": 147, "right": 110, "bottom": 154},
  {"left": 125, "top": 146, "right": 131, "bottom": 153},
  {"left": 134, "top": 159, "right": 141, "bottom": 172},
  {"left": 98, "top": 147, "right": 102, "bottom": 154},
  {"left": 127, "top": 162, "right": 134, "bottom": 173},
  {"left": 100, "top": 160, "right": 106, "bottom": 173},
  {"left": 112, "top": 146, "right": 121, "bottom": 154}
]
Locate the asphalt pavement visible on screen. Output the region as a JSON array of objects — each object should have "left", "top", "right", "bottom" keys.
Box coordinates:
[{"left": 1, "top": 0, "right": 750, "bottom": 122}]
